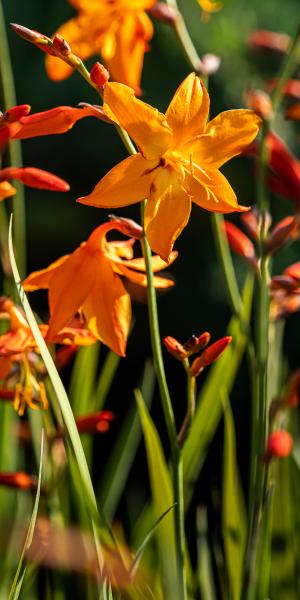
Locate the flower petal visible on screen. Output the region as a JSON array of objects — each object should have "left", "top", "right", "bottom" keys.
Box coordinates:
[
  {"left": 0, "top": 181, "right": 16, "bottom": 201},
  {"left": 47, "top": 247, "right": 96, "bottom": 338},
  {"left": 103, "top": 82, "right": 172, "bottom": 159},
  {"left": 186, "top": 166, "right": 249, "bottom": 213},
  {"left": 82, "top": 255, "right": 131, "bottom": 356},
  {"left": 117, "top": 263, "right": 175, "bottom": 289},
  {"left": 0, "top": 167, "right": 69, "bottom": 192},
  {"left": 166, "top": 74, "right": 210, "bottom": 147},
  {"left": 145, "top": 169, "right": 191, "bottom": 260},
  {"left": 23, "top": 255, "right": 69, "bottom": 291},
  {"left": 113, "top": 251, "right": 178, "bottom": 272},
  {"left": 188, "top": 109, "right": 261, "bottom": 168},
  {"left": 13, "top": 105, "right": 104, "bottom": 139},
  {"left": 77, "top": 153, "right": 157, "bottom": 208}
]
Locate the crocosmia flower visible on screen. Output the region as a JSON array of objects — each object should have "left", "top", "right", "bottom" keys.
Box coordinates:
[
  {"left": 23, "top": 219, "right": 176, "bottom": 356},
  {"left": 78, "top": 74, "right": 261, "bottom": 260},
  {"left": 45, "top": 0, "right": 156, "bottom": 92}
]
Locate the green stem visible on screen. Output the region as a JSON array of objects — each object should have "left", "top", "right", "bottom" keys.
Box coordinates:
[
  {"left": 178, "top": 359, "right": 196, "bottom": 447},
  {"left": 0, "top": 0, "right": 26, "bottom": 277},
  {"left": 166, "top": 0, "right": 203, "bottom": 73},
  {"left": 271, "top": 24, "right": 300, "bottom": 114},
  {"left": 140, "top": 210, "right": 187, "bottom": 600}
]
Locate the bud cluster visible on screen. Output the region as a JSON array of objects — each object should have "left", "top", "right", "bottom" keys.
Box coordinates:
[{"left": 164, "top": 331, "right": 231, "bottom": 377}]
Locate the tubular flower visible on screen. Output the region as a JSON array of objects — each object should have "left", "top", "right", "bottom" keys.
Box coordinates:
[
  {"left": 23, "top": 219, "right": 177, "bottom": 356},
  {"left": 0, "top": 167, "right": 69, "bottom": 201},
  {"left": 45, "top": 0, "right": 156, "bottom": 92},
  {"left": 78, "top": 74, "right": 261, "bottom": 260}
]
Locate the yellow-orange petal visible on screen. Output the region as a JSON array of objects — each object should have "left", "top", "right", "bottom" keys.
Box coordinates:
[
  {"left": 103, "top": 82, "right": 172, "bottom": 159},
  {"left": 47, "top": 247, "right": 96, "bottom": 338},
  {"left": 13, "top": 105, "right": 104, "bottom": 140},
  {"left": 186, "top": 166, "right": 249, "bottom": 213},
  {"left": 117, "top": 263, "right": 175, "bottom": 289},
  {"left": 145, "top": 168, "right": 191, "bottom": 261},
  {"left": 82, "top": 255, "right": 131, "bottom": 356},
  {"left": 166, "top": 74, "right": 210, "bottom": 148},
  {"left": 0, "top": 181, "right": 16, "bottom": 201},
  {"left": 0, "top": 356, "right": 12, "bottom": 378},
  {"left": 77, "top": 153, "right": 157, "bottom": 208},
  {"left": 113, "top": 251, "right": 178, "bottom": 272},
  {"left": 23, "top": 255, "right": 69, "bottom": 291},
  {"left": 189, "top": 109, "right": 261, "bottom": 168}
]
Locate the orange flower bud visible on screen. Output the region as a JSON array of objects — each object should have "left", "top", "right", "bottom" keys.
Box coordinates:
[
  {"left": 190, "top": 336, "right": 231, "bottom": 376},
  {"left": 246, "top": 89, "right": 273, "bottom": 120},
  {"left": 268, "top": 78, "right": 300, "bottom": 100},
  {"left": 286, "top": 369, "right": 300, "bottom": 407},
  {"left": 0, "top": 167, "right": 70, "bottom": 192},
  {"left": 90, "top": 62, "right": 110, "bottom": 88},
  {"left": 265, "top": 216, "right": 300, "bottom": 255},
  {"left": 76, "top": 411, "right": 114, "bottom": 434},
  {"left": 52, "top": 34, "right": 72, "bottom": 57},
  {"left": 240, "top": 210, "right": 260, "bottom": 240},
  {"left": 0, "top": 104, "right": 30, "bottom": 127},
  {"left": 266, "top": 430, "right": 293, "bottom": 458},
  {"left": 10, "top": 23, "right": 55, "bottom": 55},
  {"left": 163, "top": 336, "right": 187, "bottom": 360},
  {"left": 248, "top": 29, "right": 290, "bottom": 54},
  {"left": 223, "top": 221, "right": 257, "bottom": 268},
  {"left": 183, "top": 331, "right": 211, "bottom": 354},
  {"left": 0, "top": 471, "right": 37, "bottom": 490},
  {"left": 148, "top": 3, "right": 179, "bottom": 24},
  {"left": 108, "top": 215, "right": 143, "bottom": 239}
]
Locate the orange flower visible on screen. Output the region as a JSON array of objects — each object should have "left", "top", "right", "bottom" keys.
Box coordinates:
[
  {"left": 0, "top": 103, "right": 30, "bottom": 150},
  {"left": 198, "top": 0, "right": 222, "bottom": 19},
  {"left": 78, "top": 74, "right": 261, "bottom": 260},
  {"left": 23, "top": 218, "right": 176, "bottom": 356},
  {"left": 45, "top": 0, "right": 156, "bottom": 92},
  {"left": 0, "top": 167, "right": 69, "bottom": 201}
]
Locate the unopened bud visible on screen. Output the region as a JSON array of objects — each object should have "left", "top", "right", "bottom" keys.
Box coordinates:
[
  {"left": 0, "top": 104, "right": 30, "bottom": 128},
  {"left": 148, "top": 3, "right": 179, "bottom": 25},
  {"left": 266, "top": 430, "right": 293, "bottom": 458},
  {"left": 286, "top": 102, "right": 300, "bottom": 121},
  {"left": 190, "top": 336, "right": 231, "bottom": 376},
  {"left": 0, "top": 471, "right": 37, "bottom": 490},
  {"left": 10, "top": 23, "right": 55, "bottom": 55},
  {"left": 286, "top": 369, "right": 300, "bottom": 407},
  {"left": 108, "top": 215, "right": 143, "bottom": 240},
  {"left": 246, "top": 89, "right": 273, "bottom": 120},
  {"left": 200, "top": 53, "right": 221, "bottom": 76},
  {"left": 52, "top": 33, "right": 72, "bottom": 56},
  {"left": 76, "top": 411, "right": 114, "bottom": 434},
  {"left": 183, "top": 331, "right": 211, "bottom": 354},
  {"left": 270, "top": 275, "right": 299, "bottom": 292},
  {"left": 223, "top": 221, "right": 257, "bottom": 268},
  {"left": 90, "top": 62, "right": 110, "bottom": 89},
  {"left": 248, "top": 29, "right": 290, "bottom": 54},
  {"left": 284, "top": 261, "right": 300, "bottom": 282},
  {"left": 163, "top": 336, "right": 187, "bottom": 360},
  {"left": 265, "top": 216, "right": 300, "bottom": 255},
  {"left": 0, "top": 167, "right": 70, "bottom": 192}
]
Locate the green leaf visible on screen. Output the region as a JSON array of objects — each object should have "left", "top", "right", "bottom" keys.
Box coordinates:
[
  {"left": 96, "top": 351, "right": 121, "bottom": 411},
  {"left": 135, "top": 389, "right": 177, "bottom": 599},
  {"left": 69, "top": 342, "right": 101, "bottom": 416},
  {"left": 8, "top": 430, "right": 44, "bottom": 600},
  {"left": 222, "top": 396, "right": 247, "bottom": 600},
  {"left": 182, "top": 274, "right": 253, "bottom": 508}
]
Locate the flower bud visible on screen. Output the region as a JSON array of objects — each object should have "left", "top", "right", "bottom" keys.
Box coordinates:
[
  {"left": 267, "top": 78, "right": 300, "bottom": 100},
  {"left": 190, "top": 336, "right": 231, "bottom": 376},
  {"left": 183, "top": 331, "right": 211, "bottom": 354},
  {"left": 76, "top": 411, "right": 114, "bottom": 434},
  {"left": 286, "top": 103, "right": 300, "bottom": 121},
  {"left": 0, "top": 471, "right": 37, "bottom": 490},
  {"left": 284, "top": 261, "right": 300, "bottom": 282},
  {"left": 223, "top": 221, "right": 257, "bottom": 268},
  {"left": 52, "top": 34, "right": 72, "bottom": 57},
  {"left": 265, "top": 216, "right": 300, "bottom": 255},
  {"left": 270, "top": 275, "right": 298, "bottom": 292},
  {"left": 246, "top": 89, "right": 273, "bottom": 120},
  {"left": 148, "top": 3, "right": 179, "bottom": 25},
  {"left": 10, "top": 23, "right": 55, "bottom": 55},
  {"left": 286, "top": 369, "right": 300, "bottom": 407},
  {"left": 266, "top": 430, "right": 293, "bottom": 458},
  {"left": 163, "top": 336, "right": 187, "bottom": 360},
  {"left": 0, "top": 104, "right": 30, "bottom": 127},
  {"left": 0, "top": 167, "right": 70, "bottom": 192},
  {"left": 108, "top": 215, "right": 143, "bottom": 240},
  {"left": 248, "top": 29, "right": 290, "bottom": 54},
  {"left": 90, "top": 62, "right": 110, "bottom": 89}
]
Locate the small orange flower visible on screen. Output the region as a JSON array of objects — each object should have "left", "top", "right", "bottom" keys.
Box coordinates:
[
  {"left": 45, "top": 0, "right": 156, "bottom": 92},
  {"left": 78, "top": 74, "right": 261, "bottom": 260},
  {"left": 23, "top": 219, "right": 177, "bottom": 356}
]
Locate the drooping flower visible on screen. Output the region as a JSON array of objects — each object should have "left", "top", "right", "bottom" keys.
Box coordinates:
[
  {"left": 23, "top": 218, "right": 177, "bottom": 356},
  {"left": 44, "top": 0, "right": 156, "bottom": 92},
  {"left": 78, "top": 74, "right": 261, "bottom": 260}
]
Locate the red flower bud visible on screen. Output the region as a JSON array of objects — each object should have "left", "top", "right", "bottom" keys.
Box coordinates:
[
  {"left": 248, "top": 29, "right": 290, "bottom": 54},
  {"left": 10, "top": 23, "right": 55, "bottom": 56},
  {"left": 286, "top": 369, "right": 300, "bottom": 407},
  {"left": 223, "top": 221, "right": 257, "bottom": 268},
  {"left": 268, "top": 78, "right": 300, "bottom": 100},
  {"left": 148, "top": 3, "right": 179, "bottom": 24},
  {"left": 286, "top": 102, "right": 300, "bottom": 121},
  {"left": 183, "top": 331, "right": 211, "bottom": 354},
  {"left": 0, "top": 104, "right": 30, "bottom": 127},
  {"left": 190, "top": 336, "right": 231, "bottom": 376},
  {"left": 75, "top": 411, "right": 114, "bottom": 434},
  {"left": 266, "top": 216, "right": 300, "bottom": 255},
  {"left": 163, "top": 336, "right": 187, "bottom": 360},
  {"left": 0, "top": 167, "right": 70, "bottom": 192},
  {"left": 266, "top": 430, "right": 293, "bottom": 458},
  {"left": 0, "top": 471, "right": 37, "bottom": 490},
  {"left": 90, "top": 62, "right": 110, "bottom": 88},
  {"left": 52, "top": 34, "right": 72, "bottom": 56},
  {"left": 284, "top": 262, "right": 300, "bottom": 282}
]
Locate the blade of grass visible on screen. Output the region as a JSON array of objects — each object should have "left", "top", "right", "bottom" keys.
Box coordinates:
[
  {"left": 196, "top": 507, "right": 217, "bottom": 600},
  {"left": 96, "top": 351, "right": 121, "bottom": 411},
  {"left": 69, "top": 342, "right": 101, "bottom": 416},
  {"left": 8, "top": 430, "right": 44, "bottom": 600},
  {"left": 99, "top": 359, "right": 155, "bottom": 520},
  {"left": 222, "top": 395, "right": 247, "bottom": 600}
]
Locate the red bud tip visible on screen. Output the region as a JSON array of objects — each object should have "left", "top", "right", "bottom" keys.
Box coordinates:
[
  {"left": 224, "top": 221, "right": 257, "bottom": 267},
  {"left": 148, "top": 2, "right": 179, "bottom": 24},
  {"left": 286, "top": 102, "right": 300, "bottom": 121},
  {"left": 246, "top": 89, "right": 273, "bottom": 120},
  {"left": 200, "top": 336, "right": 232, "bottom": 367},
  {"left": 183, "top": 331, "right": 211, "bottom": 354},
  {"left": 286, "top": 369, "right": 300, "bottom": 407},
  {"left": 163, "top": 336, "right": 187, "bottom": 360},
  {"left": 52, "top": 34, "right": 72, "bottom": 56},
  {"left": 0, "top": 104, "right": 31, "bottom": 128},
  {"left": 10, "top": 23, "right": 50, "bottom": 45},
  {"left": 266, "top": 430, "right": 293, "bottom": 458},
  {"left": 0, "top": 167, "right": 70, "bottom": 192},
  {"left": 0, "top": 471, "right": 37, "bottom": 490},
  {"left": 76, "top": 411, "right": 114, "bottom": 434},
  {"left": 265, "top": 216, "right": 300, "bottom": 255},
  {"left": 108, "top": 215, "right": 143, "bottom": 239},
  {"left": 248, "top": 29, "right": 290, "bottom": 54},
  {"left": 90, "top": 62, "right": 110, "bottom": 88}
]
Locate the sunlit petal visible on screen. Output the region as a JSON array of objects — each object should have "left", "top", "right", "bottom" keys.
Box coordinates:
[
  {"left": 166, "top": 74, "right": 210, "bottom": 147},
  {"left": 23, "top": 255, "right": 69, "bottom": 291}
]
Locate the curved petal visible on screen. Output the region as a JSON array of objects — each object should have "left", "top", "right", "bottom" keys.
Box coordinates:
[
  {"left": 186, "top": 166, "right": 249, "bottom": 213},
  {"left": 47, "top": 247, "right": 96, "bottom": 338},
  {"left": 103, "top": 83, "right": 172, "bottom": 159},
  {"left": 0, "top": 181, "right": 16, "bottom": 201},
  {"left": 117, "top": 263, "right": 175, "bottom": 289},
  {"left": 145, "top": 169, "right": 191, "bottom": 260},
  {"left": 166, "top": 74, "right": 210, "bottom": 148},
  {"left": 13, "top": 105, "right": 103, "bottom": 140},
  {"left": 23, "top": 255, "right": 69, "bottom": 291},
  {"left": 189, "top": 109, "right": 261, "bottom": 168},
  {"left": 112, "top": 251, "right": 178, "bottom": 272},
  {"left": 82, "top": 255, "right": 131, "bottom": 356},
  {"left": 78, "top": 153, "right": 157, "bottom": 208}
]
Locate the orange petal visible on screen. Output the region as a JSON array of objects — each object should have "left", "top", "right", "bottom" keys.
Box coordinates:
[
  {"left": 77, "top": 153, "right": 157, "bottom": 208},
  {"left": 186, "top": 166, "right": 248, "bottom": 213},
  {"left": 0, "top": 181, "right": 16, "bottom": 201},
  {"left": 117, "top": 263, "right": 175, "bottom": 289},
  {"left": 47, "top": 247, "right": 96, "bottom": 338},
  {"left": 0, "top": 167, "right": 69, "bottom": 192},
  {"left": 189, "top": 109, "right": 261, "bottom": 168},
  {"left": 145, "top": 168, "right": 191, "bottom": 261},
  {"left": 82, "top": 255, "right": 131, "bottom": 356},
  {"left": 103, "top": 82, "right": 172, "bottom": 159},
  {"left": 0, "top": 356, "right": 12, "bottom": 379},
  {"left": 166, "top": 74, "right": 210, "bottom": 147},
  {"left": 23, "top": 255, "right": 69, "bottom": 291},
  {"left": 114, "top": 251, "right": 178, "bottom": 272},
  {"left": 12, "top": 105, "right": 105, "bottom": 139}
]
